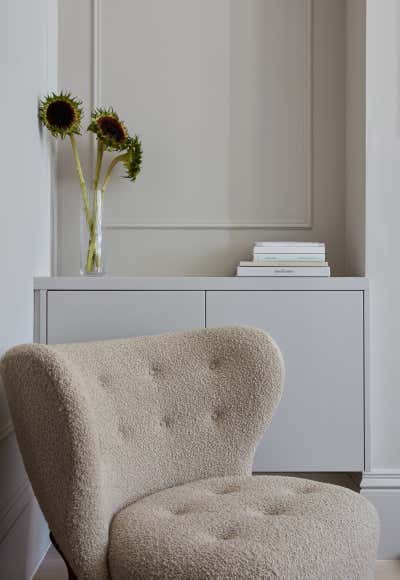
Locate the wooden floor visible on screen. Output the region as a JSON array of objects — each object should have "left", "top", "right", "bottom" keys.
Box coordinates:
[
  {"left": 34, "top": 546, "right": 67, "bottom": 580},
  {"left": 34, "top": 546, "right": 400, "bottom": 580}
]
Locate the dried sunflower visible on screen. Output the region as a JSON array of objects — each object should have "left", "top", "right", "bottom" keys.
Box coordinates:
[
  {"left": 101, "top": 135, "right": 143, "bottom": 193},
  {"left": 88, "top": 108, "right": 129, "bottom": 151},
  {"left": 39, "top": 92, "right": 82, "bottom": 138},
  {"left": 123, "top": 136, "right": 143, "bottom": 182}
]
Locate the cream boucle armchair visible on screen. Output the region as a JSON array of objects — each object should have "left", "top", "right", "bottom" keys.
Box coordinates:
[{"left": 1, "top": 326, "right": 378, "bottom": 579}]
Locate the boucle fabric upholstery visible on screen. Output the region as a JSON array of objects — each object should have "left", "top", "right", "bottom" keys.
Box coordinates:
[
  {"left": 109, "top": 474, "right": 379, "bottom": 580},
  {"left": 1, "top": 326, "right": 284, "bottom": 579}
]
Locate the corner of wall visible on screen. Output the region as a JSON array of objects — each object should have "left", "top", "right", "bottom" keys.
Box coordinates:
[{"left": 344, "top": 0, "right": 366, "bottom": 276}]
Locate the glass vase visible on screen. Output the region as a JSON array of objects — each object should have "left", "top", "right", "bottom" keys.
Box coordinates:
[{"left": 80, "top": 189, "right": 105, "bottom": 276}]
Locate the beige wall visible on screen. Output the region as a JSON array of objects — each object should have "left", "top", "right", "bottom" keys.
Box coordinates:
[
  {"left": 345, "top": 0, "right": 366, "bottom": 276},
  {"left": 57, "top": 0, "right": 349, "bottom": 276},
  {"left": 0, "top": 0, "right": 57, "bottom": 576}
]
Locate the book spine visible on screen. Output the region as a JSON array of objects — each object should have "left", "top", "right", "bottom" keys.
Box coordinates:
[
  {"left": 253, "top": 253, "right": 326, "bottom": 261},
  {"left": 237, "top": 267, "right": 331, "bottom": 277},
  {"left": 253, "top": 247, "right": 325, "bottom": 255},
  {"left": 254, "top": 242, "right": 324, "bottom": 248},
  {"left": 240, "top": 261, "right": 328, "bottom": 267}
]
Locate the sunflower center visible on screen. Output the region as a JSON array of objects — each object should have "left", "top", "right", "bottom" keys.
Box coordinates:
[
  {"left": 98, "top": 116, "right": 126, "bottom": 143},
  {"left": 46, "top": 101, "right": 75, "bottom": 130}
]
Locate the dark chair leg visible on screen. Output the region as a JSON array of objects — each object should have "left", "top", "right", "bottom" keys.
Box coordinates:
[{"left": 50, "top": 532, "right": 77, "bottom": 580}]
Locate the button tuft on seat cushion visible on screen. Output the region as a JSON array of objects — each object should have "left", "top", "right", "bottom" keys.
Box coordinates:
[
  {"left": 302, "top": 486, "right": 318, "bottom": 494},
  {"left": 267, "top": 508, "right": 286, "bottom": 516},
  {"left": 174, "top": 506, "right": 195, "bottom": 516},
  {"left": 209, "top": 359, "right": 220, "bottom": 370},
  {"left": 149, "top": 364, "right": 161, "bottom": 376},
  {"left": 211, "top": 409, "right": 224, "bottom": 421},
  {"left": 214, "top": 484, "right": 241, "bottom": 495},
  {"left": 117, "top": 418, "right": 131, "bottom": 439},
  {"left": 221, "top": 530, "right": 239, "bottom": 541}
]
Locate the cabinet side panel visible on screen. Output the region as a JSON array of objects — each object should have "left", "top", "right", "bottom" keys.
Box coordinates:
[{"left": 33, "top": 290, "right": 47, "bottom": 344}]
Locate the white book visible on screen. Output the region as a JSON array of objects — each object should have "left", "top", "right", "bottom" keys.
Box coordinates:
[
  {"left": 240, "top": 261, "right": 329, "bottom": 267},
  {"left": 236, "top": 266, "right": 331, "bottom": 277},
  {"left": 253, "top": 246, "right": 325, "bottom": 255},
  {"left": 254, "top": 241, "right": 325, "bottom": 248},
  {"left": 253, "top": 253, "right": 326, "bottom": 262}
]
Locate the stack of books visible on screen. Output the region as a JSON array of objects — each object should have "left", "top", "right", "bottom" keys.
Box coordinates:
[{"left": 236, "top": 242, "right": 330, "bottom": 277}]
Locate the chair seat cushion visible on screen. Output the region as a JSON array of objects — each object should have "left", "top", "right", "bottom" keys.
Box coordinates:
[{"left": 108, "top": 475, "right": 379, "bottom": 580}]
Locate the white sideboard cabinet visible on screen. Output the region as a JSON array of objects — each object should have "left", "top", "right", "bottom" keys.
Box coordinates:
[{"left": 34, "top": 277, "right": 368, "bottom": 475}]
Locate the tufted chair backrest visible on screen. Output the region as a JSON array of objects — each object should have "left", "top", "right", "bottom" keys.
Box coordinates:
[{"left": 1, "top": 326, "right": 284, "bottom": 580}]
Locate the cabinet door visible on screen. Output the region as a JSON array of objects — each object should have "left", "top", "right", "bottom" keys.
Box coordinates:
[
  {"left": 47, "top": 291, "right": 205, "bottom": 344},
  {"left": 206, "top": 291, "right": 364, "bottom": 472}
]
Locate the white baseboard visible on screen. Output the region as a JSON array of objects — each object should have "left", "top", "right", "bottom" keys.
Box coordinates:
[{"left": 362, "top": 471, "right": 400, "bottom": 559}]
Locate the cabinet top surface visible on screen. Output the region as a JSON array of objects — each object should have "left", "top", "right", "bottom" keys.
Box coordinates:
[{"left": 34, "top": 276, "right": 368, "bottom": 291}]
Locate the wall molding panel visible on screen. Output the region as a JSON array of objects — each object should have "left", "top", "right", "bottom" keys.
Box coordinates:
[
  {"left": 91, "top": 0, "right": 313, "bottom": 230},
  {"left": 102, "top": 221, "right": 312, "bottom": 230},
  {"left": 58, "top": 0, "right": 346, "bottom": 276}
]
